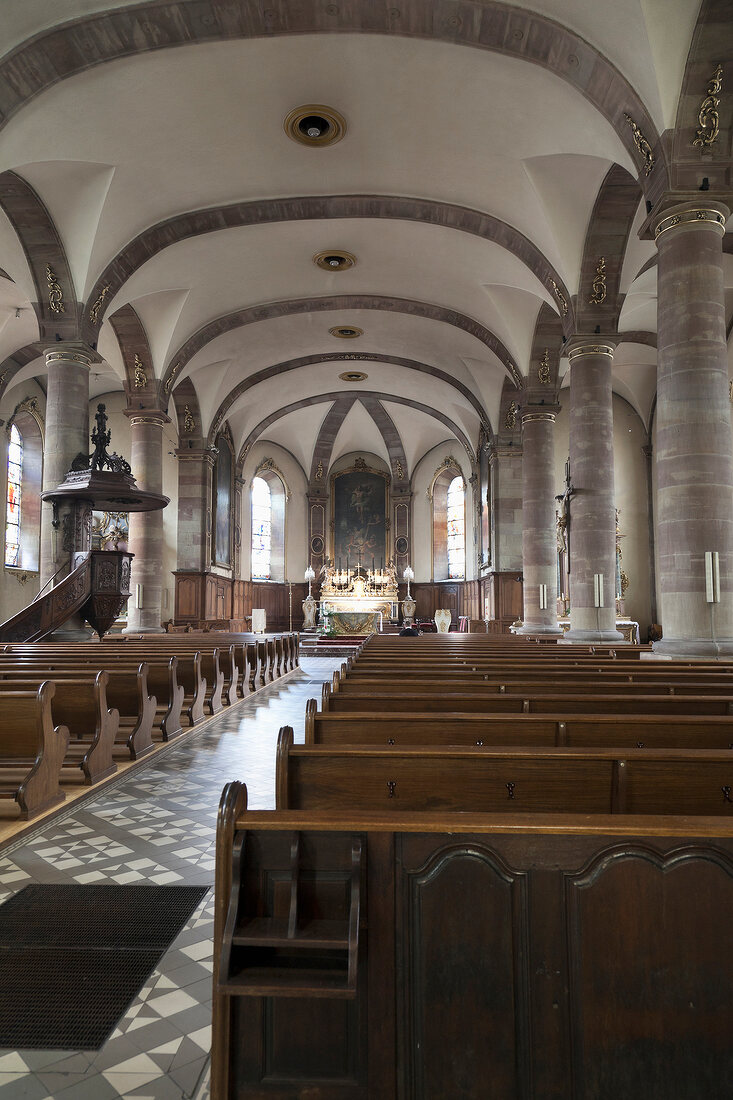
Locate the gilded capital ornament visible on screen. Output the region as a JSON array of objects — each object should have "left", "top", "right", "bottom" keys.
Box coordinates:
[
  {"left": 693, "top": 64, "right": 723, "bottom": 148},
  {"left": 183, "top": 405, "right": 196, "bottom": 433},
  {"left": 88, "top": 285, "right": 111, "bottom": 325},
  {"left": 588, "top": 257, "right": 607, "bottom": 305},
  {"left": 538, "top": 349, "right": 551, "bottom": 385},
  {"left": 624, "top": 114, "right": 655, "bottom": 176},
  {"left": 46, "top": 265, "right": 65, "bottom": 315},
  {"left": 548, "top": 279, "right": 568, "bottom": 316},
  {"left": 133, "top": 354, "right": 147, "bottom": 388}
]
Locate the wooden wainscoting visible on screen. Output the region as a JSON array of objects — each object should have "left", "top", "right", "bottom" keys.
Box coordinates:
[
  {"left": 174, "top": 573, "right": 308, "bottom": 631},
  {"left": 405, "top": 574, "right": 521, "bottom": 631}
]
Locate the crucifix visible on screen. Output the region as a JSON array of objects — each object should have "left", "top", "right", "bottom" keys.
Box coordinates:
[{"left": 555, "top": 458, "right": 575, "bottom": 572}]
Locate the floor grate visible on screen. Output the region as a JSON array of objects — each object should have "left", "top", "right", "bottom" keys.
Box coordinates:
[{"left": 0, "top": 884, "right": 208, "bottom": 1049}]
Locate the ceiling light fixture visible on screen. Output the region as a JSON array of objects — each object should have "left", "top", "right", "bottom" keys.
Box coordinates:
[
  {"left": 314, "top": 250, "right": 356, "bottom": 272},
  {"left": 330, "top": 326, "right": 363, "bottom": 339},
  {"left": 339, "top": 371, "right": 368, "bottom": 382},
  {"left": 284, "top": 105, "right": 347, "bottom": 147}
]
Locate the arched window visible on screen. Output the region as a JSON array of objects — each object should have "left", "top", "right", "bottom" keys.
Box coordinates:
[
  {"left": 446, "top": 475, "right": 465, "bottom": 579},
  {"left": 5, "top": 425, "right": 22, "bottom": 567},
  {"left": 251, "top": 476, "right": 272, "bottom": 580},
  {"left": 430, "top": 461, "right": 466, "bottom": 581}
]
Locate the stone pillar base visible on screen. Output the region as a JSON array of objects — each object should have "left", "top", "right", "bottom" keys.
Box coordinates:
[
  {"left": 122, "top": 625, "right": 165, "bottom": 635},
  {"left": 649, "top": 637, "right": 733, "bottom": 660},
  {"left": 560, "top": 628, "right": 624, "bottom": 644},
  {"left": 515, "top": 622, "right": 562, "bottom": 636}
]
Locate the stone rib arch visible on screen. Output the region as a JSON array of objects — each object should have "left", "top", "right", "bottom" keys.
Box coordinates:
[
  {"left": 359, "top": 395, "right": 409, "bottom": 487},
  {"left": 205, "top": 351, "right": 489, "bottom": 442},
  {"left": 82, "top": 194, "right": 574, "bottom": 341},
  {"left": 107, "top": 303, "right": 160, "bottom": 405},
  {"left": 236, "top": 390, "right": 476, "bottom": 474},
  {"left": 308, "top": 397, "right": 357, "bottom": 490},
  {"left": 164, "top": 295, "right": 523, "bottom": 400},
  {"left": 0, "top": 2, "right": 663, "bottom": 188},
  {"left": 575, "top": 164, "right": 642, "bottom": 333},
  {"left": 0, "top": 171, "right": 80, "bottom": 340}
]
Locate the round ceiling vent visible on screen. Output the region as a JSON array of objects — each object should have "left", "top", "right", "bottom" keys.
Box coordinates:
[
  {"left": 330, "top": 326, "right": 363, "bottom": 339},
  {"left": 284, "top": 105, "right": 346, "bottom": 147},
  {"left": 339, "top": 371, "right": 368, "bottom": 382},
  {"left": 314, "top": 250, "right": 356, "bottom": 272}
]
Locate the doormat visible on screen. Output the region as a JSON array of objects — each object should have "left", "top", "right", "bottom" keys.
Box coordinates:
[{"left": 0, "top": 884, "right": 208, "bottom": 1049}]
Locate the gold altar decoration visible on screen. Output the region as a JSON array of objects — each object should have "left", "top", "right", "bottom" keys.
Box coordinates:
[{"left": 320, "top": 561, "right": 398, "bottom": 620}]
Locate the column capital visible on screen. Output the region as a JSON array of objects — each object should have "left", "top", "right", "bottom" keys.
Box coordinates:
[
  {"left": 175, "top": 445, "right": 217, "bottom": 467},
  {"left": 564, "top": 337, "right": 616, "bottom": 363},
  {"left": 489, "top": 445, "right": 523, "bottom": 462},
  {"left": 638, "top": 193, "right": 730, "bottom": 241},
  {"left": 125, "top": 408, "right": 171, "bottom": 427},
  {"left": 43, "top": 341, "right": 102, "bottom": 367},
  {"left": 521, "top": 404, "right": 560, "bottom": 425}
]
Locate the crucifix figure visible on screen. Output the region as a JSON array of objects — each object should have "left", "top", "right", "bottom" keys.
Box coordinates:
[{"left": 555, "top": 458, "right": 575, "bottom": 572}]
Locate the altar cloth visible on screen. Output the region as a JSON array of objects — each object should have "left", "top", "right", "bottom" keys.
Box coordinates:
[{"left": 330, "top": 611, "right": 379, "bottom": 635}]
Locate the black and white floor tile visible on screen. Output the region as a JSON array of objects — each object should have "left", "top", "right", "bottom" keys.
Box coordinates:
[{"left": 0, "top": 658, "right": 340, "bottom": 1100}]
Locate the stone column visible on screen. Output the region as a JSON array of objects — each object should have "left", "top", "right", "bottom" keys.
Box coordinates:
[
  {"left": 651, "top": 200, "right": 733, "bottom": 656},
  {"left": 563, "top": 340, "right": 622, "bottom": 643},
  {"left": 176, "top": 447, "right": 215, "bottom": 572},
  {"left": 40, "top": 343, "right": 95, "bottom": 587},
  {"left": 124, "top": 410, "right": 170, "bottom": 633},
  {"left": 517, "top": 408, "right": 561, "bottom": 635},
  {"left": 489, "top": 446, "right": 523, "bottom": 571}
]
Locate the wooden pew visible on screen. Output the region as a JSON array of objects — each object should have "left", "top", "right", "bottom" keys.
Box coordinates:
[
  {"left": 0, "top": 672, "right": 118, "bottom": 784},
  {"left": 0, "top": 683, "right": 70, "bottom": 818},
  {"left": 308, "top": 698, "right": 733, "bottom": 749},
  {"left": 276, "top": 728, "right": 733, "bottom": 816},
  {"left": 321, "top": 684, "right": 733, "bottom": 717},
  {"left": 213, "top": 782, "right": 733, "bottom": 1100}
]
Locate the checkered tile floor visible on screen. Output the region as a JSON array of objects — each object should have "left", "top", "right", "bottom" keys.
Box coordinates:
[{"left": 0, "top": 658, "right": 340, "bottom": 1100}]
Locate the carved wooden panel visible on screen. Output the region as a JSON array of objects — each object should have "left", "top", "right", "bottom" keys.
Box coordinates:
[
  {"left": 397, "top": 838, "right": 530, "bottom": 1098},
  {"left": 565, "top": 844, "right": 733, "bottom": 1098}
]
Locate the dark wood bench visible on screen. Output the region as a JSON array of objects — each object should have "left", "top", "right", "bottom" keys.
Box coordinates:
[
  {"left": 213, "top": 782, "right": 733, "bottom": 1100},
  {"left": 0, "top": 683, "right": 70, "bottom": 818},
  {"left": 321, "top": 683, "right": 733, "bottom": 716},
  {"left": 277, "top": 727, "right": 733, "bottom": 816},
  {"left": 0, "top": 672, "right": 118, "bottom": 785}
]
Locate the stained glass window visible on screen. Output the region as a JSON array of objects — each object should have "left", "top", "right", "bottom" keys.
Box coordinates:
[
  {"left": 251, "top": 476, "right": 272, "bottom": 580},
  {"left": 446, "top": 475, "right": 465, "bottom": 579},
  {"left": 5, "top": 424, "right": 22, "bottom": 567}
]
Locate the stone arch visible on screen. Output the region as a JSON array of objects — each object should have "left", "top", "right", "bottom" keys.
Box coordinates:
[
  {"left": 359, "top": 395, "right": 410, "bottom": 487},
  {"left": 0, "top": 343, "right": 41, "bottom": 403},
  {"left": 107, "top": 303, "right": 160, "bottom": 406},
  {"left": 526, "top": 303, "right": 564, "bottom": 402},
  {"left": 308, "top": 397, "right": 356, "bottom": 491},
  {"left": 205, "top": 350, "right": 489, "bottom": 443},
  {"left": 236, "top": 390, "right": 476, "bottom": 473},
  {"left": 164, "top": 294, "right": 523, "bottom": 398},
  {"left": 0, "top": 1, "right": 663, "bottom": 188},
  {"left": 170, "top": 377, "right": 203, "bottom": 449},
  {"left": 575, "top": 165, "right": 643, "bottom": 333},
  {"left": 83, "top": 194, "right": 574, "bottom": 342},
  {"left": 672, "top": 0, "right": 733, "bottom": 191},
  {"left": 0, "top": 171, "right": 80, "bottom": 340}
]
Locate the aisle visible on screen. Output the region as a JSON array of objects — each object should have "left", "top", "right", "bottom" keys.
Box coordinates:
[{"left": 0, "top": 658, "right": 340, "bottom": 1100}]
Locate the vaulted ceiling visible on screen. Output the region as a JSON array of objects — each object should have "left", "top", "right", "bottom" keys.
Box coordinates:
[{"left": 0, "top": 0, "right": 730, "bottom": 474}]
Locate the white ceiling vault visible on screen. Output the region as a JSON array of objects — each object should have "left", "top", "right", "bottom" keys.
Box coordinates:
[{"left": 0, "top": 0, "right": 729, "bottom": 470}]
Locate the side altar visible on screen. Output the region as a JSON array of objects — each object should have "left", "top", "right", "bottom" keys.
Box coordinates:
[{"left": 319, "top": 562, "right": 399, "bottom": 633}]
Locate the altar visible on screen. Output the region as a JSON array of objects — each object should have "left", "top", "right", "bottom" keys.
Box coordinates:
[{"left": 319, "top": 563, "right": 399, "bottom": 633}]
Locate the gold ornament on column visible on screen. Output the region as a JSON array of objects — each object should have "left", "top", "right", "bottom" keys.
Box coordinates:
[
  {"left": 588, "top": 256, "right": 607, "bottom": 305},
  {"left": 46, "top": 265, "right": 65, "bottom": 314},
  {"left": 693, "top": 64, "right": 723, "bottom": 148},
  {"left": 164, "top": 364, "right": 180, "bottom": 394},
  {"left": 624, "top": 114, "right": 655, "bottom": 176},
  {"left": 183, "top": 405, "right": 196, "bottom": 433},
  {"left": 504, "top": 401, "right": 518, "bottom": 431},
  {"left": 133, "top": 354, "right": 147, "bottom": 388},
  {"left": 538, "top": 349, "right": 551, "bottom": 384}
]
